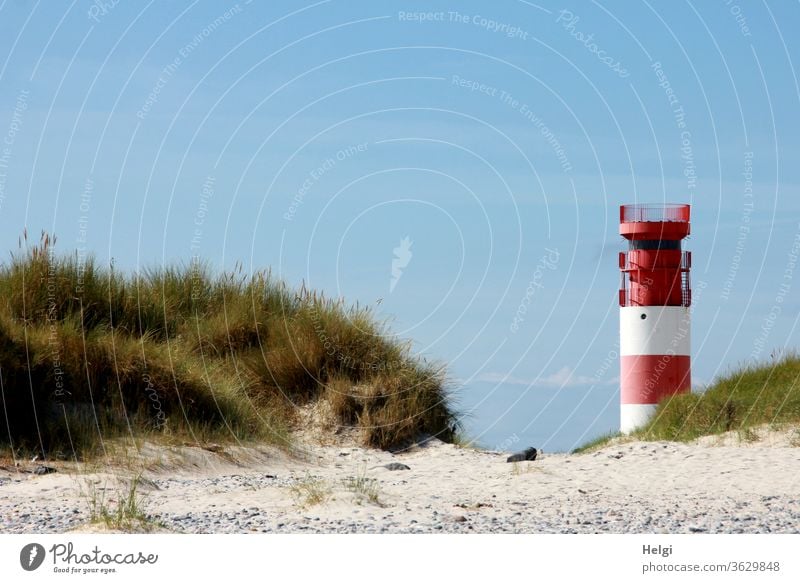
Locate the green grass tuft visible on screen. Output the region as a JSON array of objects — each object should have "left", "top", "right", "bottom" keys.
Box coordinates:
[
  {"left": 84, "top": 474, "right": 161, "bottom": 532},
  {"left": 342, "top": 467, "right": 383, "bottom": 506},
  {"left": 288, "top": 473, "right": 331, "bottom": 507}
]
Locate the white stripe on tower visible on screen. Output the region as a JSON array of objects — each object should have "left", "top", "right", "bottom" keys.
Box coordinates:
[{"left": 620, "top": 306, "right": 690, "bottom": 433}]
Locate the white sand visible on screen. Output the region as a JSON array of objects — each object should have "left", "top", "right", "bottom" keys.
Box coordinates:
[{"left": 2, "top": 428, "right": 799, "bottom": 533}]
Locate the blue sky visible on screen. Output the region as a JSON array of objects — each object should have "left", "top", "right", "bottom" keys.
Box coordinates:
[{"left": 1, "top": 1, "right": 799, "bottom": 451}]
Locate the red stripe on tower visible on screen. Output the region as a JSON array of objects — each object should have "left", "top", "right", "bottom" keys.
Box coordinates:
[
  {"left": 618, "top": 204, "right": 691, "bottom": 433},
  {"left": 620, "top": 355, "right": 691, "bottom": 404}
]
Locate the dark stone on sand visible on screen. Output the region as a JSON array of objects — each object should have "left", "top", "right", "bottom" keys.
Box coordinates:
[
  {"left": 381, "top": 463, "right": 411, "bottom": 471},
  {"left": 506, "top": 447, "right": 538, "bottom": 463},
  {"left": 33, "top": 465, "right": 57, "bottom": 475}
]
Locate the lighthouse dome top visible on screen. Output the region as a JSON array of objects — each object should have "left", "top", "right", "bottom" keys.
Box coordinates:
[{"left": 619, "top": 203, "right": 690, "bottom": 240}]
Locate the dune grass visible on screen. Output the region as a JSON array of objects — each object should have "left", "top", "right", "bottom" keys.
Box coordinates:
[
  {"left": 573, "top": 352, "right": 800, "bottom": 452},
  {"left": 570, "top": 430, "right": 624, "bottom": 454},
  {"left": 637, "top": 352, "right": 800, "bottom": 442},
  {"left": 0, "top": 231, "right": 459, "bottom": 459}
]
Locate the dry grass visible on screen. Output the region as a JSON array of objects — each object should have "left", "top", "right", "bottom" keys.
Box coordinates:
[
  {"left": 0, "top": 231, "right": 459, "bottom": 459},
  {"left": 289, "top": 473, "right": 331, "bottom": 507},
  {"left": 342, "top": 467, "right": 383, "bottom": 506},
  {"left": 510, "top": 462, "right": 541, "bottom": 476}
]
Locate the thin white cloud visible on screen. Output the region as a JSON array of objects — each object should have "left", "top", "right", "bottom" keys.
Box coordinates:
[
  {"left": 473, "top": 372, "right": 536, "bottom": 386},
  {"left": 474, "top": 366, "right": 618, "bottom": 388}
]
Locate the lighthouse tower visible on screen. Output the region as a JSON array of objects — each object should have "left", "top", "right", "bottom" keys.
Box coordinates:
[{"left": 619, "top": 203, "right": 692, "bottom": 433}]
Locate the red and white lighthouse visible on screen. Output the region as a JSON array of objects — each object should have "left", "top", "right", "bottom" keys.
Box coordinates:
[{"left": 619, "top": 203, "right": 692, "bottom": 433}]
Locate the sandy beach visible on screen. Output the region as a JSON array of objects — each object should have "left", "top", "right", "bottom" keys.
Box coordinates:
[{"left": 3, "top": 427, "right": 799, "bottom": 534}]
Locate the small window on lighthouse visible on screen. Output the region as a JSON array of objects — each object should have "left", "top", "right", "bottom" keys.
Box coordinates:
[{"left": 641, "top": 313, "right": 647, "bottom": 320}]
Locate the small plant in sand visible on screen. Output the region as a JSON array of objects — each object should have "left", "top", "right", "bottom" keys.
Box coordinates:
[
  {"left": 510, "top": 462, "right": 539, "bottom": 476},
  {"left": 790, "top": 428, "right": 800, "bottom": 448},
  {"left": 289, "top": 473, "right": 331, "bottom": 507},
  {"left": 84, "top": 474, "right": 158, "bottom": 532},
  {"left": 342, "top": 467, "right": 383, "bottom": 506}
]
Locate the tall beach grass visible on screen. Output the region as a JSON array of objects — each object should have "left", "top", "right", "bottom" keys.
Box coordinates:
[{"left": 0, "top": 231, "right": 459, "bottom": 459}]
